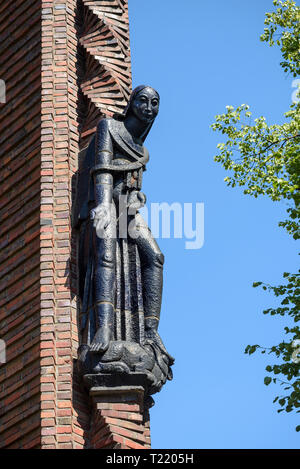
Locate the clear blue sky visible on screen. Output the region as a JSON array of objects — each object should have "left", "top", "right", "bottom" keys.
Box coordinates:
[{"left": 128, "top": 0, "right": 299, "bottom": 449}]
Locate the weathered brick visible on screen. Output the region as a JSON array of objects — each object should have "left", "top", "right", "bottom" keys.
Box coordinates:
[{"left": 0, "top": 0, "right": 140, "bottom": 451}]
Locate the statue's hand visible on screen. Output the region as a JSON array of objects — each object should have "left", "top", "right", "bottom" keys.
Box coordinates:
[
  {"left": 128, "top": 191, "right": 146, "bottom": 212},
  {"left": 91, "top": 203, "right": 111, "bottom": 236}
]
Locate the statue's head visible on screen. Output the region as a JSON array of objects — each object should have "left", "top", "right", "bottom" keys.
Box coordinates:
[
  {"left": 114, "top": 85, "right": 160, "bottom": 141},
  {"left": 127, "top": 86, "right": 160, "bottom": 124}
]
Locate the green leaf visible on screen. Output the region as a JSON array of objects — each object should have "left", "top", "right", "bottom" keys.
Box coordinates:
[
  {"left": 253, "top": 281, "right": 263, "bottom": 288},
  {"left": 264, "top": 377, "right": 272, "bottom": 386}
]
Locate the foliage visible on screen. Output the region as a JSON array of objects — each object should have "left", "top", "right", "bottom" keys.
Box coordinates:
[
  {"left": 211, "top": 0, "right": 300, "bottom": 429},
  {"left": 211, "top": 102, "right": 300, "bottom": 238},
  {"left": 260, "top": 0, "right": 300, "bottom": 77},
  {"left": 245, "top": 271, "right": 300, "bottom": 423}
]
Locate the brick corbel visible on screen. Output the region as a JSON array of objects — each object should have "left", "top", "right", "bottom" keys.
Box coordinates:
[{"left": 89, "top": 386, "right": 151, "bottom": 449}]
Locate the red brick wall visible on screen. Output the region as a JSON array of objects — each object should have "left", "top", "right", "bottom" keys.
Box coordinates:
[
  {"left": 90, "top": 397, "right": 151, "bottom": 449},
  {"left": 0, "top": 0, "right": 42, "bottom": 449},
  {"left": 40, "top": 0, "right": 132, "bottom": 449},
  {"left": 40, "top": 0, "right": 89, "bottom": 449},
  {"left": 0, "top": 0, "right": 132, "bottom": 449}
]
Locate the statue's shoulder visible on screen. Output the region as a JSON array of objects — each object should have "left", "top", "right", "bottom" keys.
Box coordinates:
[
  {"left": 97, "top": 117, "right": 112, "bottom": 133},
  {"left": 97, "top": 117, "right": 122, "bottom": 128},
  {"left": 97, "top": 117, "right": 124, "bottom": 138}
]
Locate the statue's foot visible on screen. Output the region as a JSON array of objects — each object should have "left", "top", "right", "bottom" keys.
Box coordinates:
[{"left": 90, "top": 327, "right": 111, "bottom": 353}]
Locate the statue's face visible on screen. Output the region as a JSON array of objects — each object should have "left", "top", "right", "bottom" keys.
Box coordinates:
[{"left": 130, "top": 87, "right": 159, "bottom": 124}]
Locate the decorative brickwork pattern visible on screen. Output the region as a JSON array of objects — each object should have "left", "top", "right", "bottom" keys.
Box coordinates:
[
  {"left": 0, "top": 0, "right": 42, "bottom": 449},
  {"left": 91, "top": 405, "right": 151, "bottom": 449},
  {"left": 79, "top": 0, "right": 132, "bottom": 148},
  {"left": 90, "top": 389, "right": 151, "bottom": 449}
]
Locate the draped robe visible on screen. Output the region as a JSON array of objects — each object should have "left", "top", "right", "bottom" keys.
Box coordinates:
[{"left": 74, "top": 118, "right": 155, "bottom": 349}]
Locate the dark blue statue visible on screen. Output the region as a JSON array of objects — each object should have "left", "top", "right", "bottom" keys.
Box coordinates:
[{"left": 75, "top": 86, "right": 174, "bottom": 395}]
